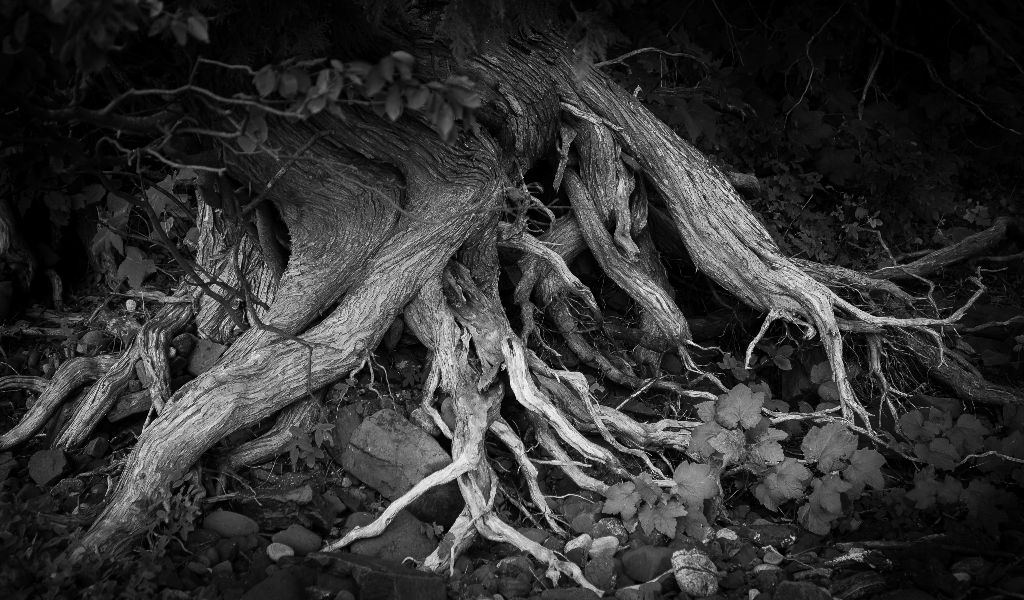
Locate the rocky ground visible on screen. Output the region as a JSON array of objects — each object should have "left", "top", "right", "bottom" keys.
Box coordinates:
[{"left": 1, "top": 289, "right": 1023, "bottom": 600}]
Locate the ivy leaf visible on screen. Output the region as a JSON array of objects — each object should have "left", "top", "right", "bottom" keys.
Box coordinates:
[
  {"left": 708, "top": 429, "right": 746, "bottom": 466},
  {"left": 651, "top": 501, "right": 688, "bottom": 537},
  {"left": 809, "top": 361, "right": 832, "bottom": 385},
  {"left": 385, "top": 85, "right": 403, "bottom": 121},
  {"left": 842, "top": 448, "right": 885, "bottom": 495},
  {"left": 797, "top": 475, "right": 851, "bottom": 535},
  {"left": 186, "top": 14, "right": 209, "bottom": 43},
  {"left": 961, "top": 479, "right": 1016, "bottom": 536},
  {"left": 633, "top": 473, "right": 662, "bottom": 506},
  {"left": 754, "top": 458, "right": 812, "bottom": 511},
  {"left": 913, "top": 437, "right": 960, "bottom": 471},
  {"left": 637, "top": 502, "right": 655, "bottom": 535},
  {"left": 673, "top": 461, "right": 719, "bottom": 509},
  {"left": 116, "top": 246, "right": 157, "bottom": 290},
  {"left": 716, "top": 383, "right": 764, "bottom": 430},
  {"left": 801, "top": 422, "right": 857, "bottom": 472},
  {"left": 717, "top": 353, "right": 750, "bottom": 381},
  {"left": 947, "top": 414, "right": 989, "bottom": 455},
  {"left": 749, "top": 427, "right": 788, "bottom": 466},
  {"left": 603, "top": 481, "right": 641, "bottom": 521},
  {"left": 688, "top": 421, "right": 726, "bottom": 461},
  {"left": 695, "top": 401, "right": 717, "bottom": 423},
  {"left": 254, "top": 66, "right": 278, "bottom": 97}
]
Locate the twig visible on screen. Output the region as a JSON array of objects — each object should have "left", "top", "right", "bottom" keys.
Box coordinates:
[
  {"left": 594, "top": 47, "right": 708, "bottom": 70},
  {"left": 785, "top": 4, "right": 846, "bottom": 121}
]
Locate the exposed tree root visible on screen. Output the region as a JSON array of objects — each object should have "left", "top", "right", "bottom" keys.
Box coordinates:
[{"left": 1, "top": 28, "right": 1020, "bottom": 595}]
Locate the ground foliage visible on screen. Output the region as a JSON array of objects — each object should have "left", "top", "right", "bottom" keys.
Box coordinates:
[{"left": 1, "top": 0, "right": 1023, "bottom": 598}]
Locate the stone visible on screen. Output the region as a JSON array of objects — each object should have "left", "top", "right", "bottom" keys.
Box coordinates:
[
  {"left": 589, "top": 535, "right": 619, "bottom": 559},
  {"left": 312, "top": 552, "right": 446, "bottom": 600},
  {"left": 350, "top": 509, "right": 435, "bottom": 563},
  {"left": 272, "top": 524, "right": 323, "bottom": 556},
  {"left": 773, "top": 581, "right": 832, "bottom": 600},
  {"left": 614, "top": 581, "right": 661, "bottom": 600},
  {"left": 565, "top": 534, "right": 593, "bottom": 566},
  {"left": 267, "top": 542, "right": 295, "bottom": 562},
  {"left": 720, "top": 570, "right": 745, "bottom": 589},
  {"left": 187, "top": 339, "right": 227, "bottom": 376},
  {"left": 585, "top": 554, "right": 616, "bottom": 590},
  {"left": 737, "top": 523, "right": 799, "bottom": 549},
  {"left": 517, "top": 527, "right": 551, "bottom": 545},
  {"left": 241, "top": 569, "right": 304, "bottom": 600},
  {"left": 621, "top": 546, "right": 673, "bottom": 583},
  {"left": 203, "top": 510, "right": 259, "bottom": 538},
  {"left": 540, "top": 587, "right": 601, "bottom": 600},
  {"left": 215, "top": 538, "right": 238, "bottom": 562},
  {"left": 590, "top": 517, "right": 629, "bottom": 544},
  {"left": 672, "top": 548, "right": 719, "bottom": 597},
  {"left": 83, "top": 436, "right": 110, "bottom": 458},
  {"left": 340, "top": 409, "right": 463, "bottom": 526},
  {"left": 328, "top": 404, "right": 362, "bottom": 464},
  {"left": 763, "top": 546, "right": 785, "bottom": 566}
]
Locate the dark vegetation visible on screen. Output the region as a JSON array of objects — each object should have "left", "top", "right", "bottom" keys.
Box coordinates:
[{"left": 1, "top": 1, "right": 1022, "bottom": 598}]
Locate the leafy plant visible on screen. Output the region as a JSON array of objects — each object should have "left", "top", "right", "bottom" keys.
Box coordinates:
[{"left": 286, "top": 423, "right": 335, "bottom": 470}]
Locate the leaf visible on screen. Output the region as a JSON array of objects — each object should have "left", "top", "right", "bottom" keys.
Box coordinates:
[
  {"left": 688, "top": 421, "right": 726, "bottom": 460},
  {"left": 651, "top": 501, "right": 688, "bottom": 537},
  {"left": 801, "top": 422, "right": 857, "bottom": 472},
  {"left": 254, "top": 66, "right": 277, "bottom": 97},
  {"left": 695, "top": 401, "right": 717, "bottom": 423},
  {"left": 385, "top": 85, "right": 402, "bottom": 121},
  {"left": 637, "top": 502, "right": 655, "bottom": 535},
  {"left": 28, "top": 449, "right": 67, "bottom": 486},
  {"left": 91, "top": 227, "right": 124, "bottom": 256},
  {"left": 708, "top": 429, "right": 746, "bottom": 466},
  {"left": 186, "top": 14, "right": 209, "bottom": 43},
  {"left": 603, "top": 481, "right": 641, "bottom": 521},
  {"left": 116, "top": 246, "right": 157, "bottom": 289},
  {"left": 633, "top": 473, "right": 662, "bottom": 506},
  {"left": 749, "top": 427, "right": 787, "bottom": 466},
  {"left": 673, "top": 461, "right": 719, "bottom": 509},
  {"left": 842, "top": 448, "right": 885, "bottom": 495},
  {"left": 435, "top": 101, "right": 455, "bottom": 140},
  {"left": 913, "top": 436, "right": 960, "bottom": 471},
  {"left": 278, "top": 71, "right": 299, "bottom": 98},
  {"left": 754, "top": 458, "right": 812, "bottom": 511},
  {"left": 809, "top": 361, "right": 832, "bottom": 385},
  {"left": 716, "top": 383, "right": 764, "bottom": 430},
  {"left": 947, "top": 414, "right": 989, "bottom": 455},
  {"left": 797, "top": 475, "right": 851, "bottom": 535}
]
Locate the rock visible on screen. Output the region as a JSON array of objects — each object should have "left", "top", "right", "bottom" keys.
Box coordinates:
[
  {"left": 272, "top": 524, "right": 323, "bottom": 556},
  {"left": 340, "top": 409, "right": 463, "bottom": 526},
  {"left": 614, "top": 581, "right": 662, "bottom": 600},
  {"left": 186, "top": 528, "right": 221, "bottom": 553},
  {"left": 585, "top": 554, "right": 616, "bottom": 589},
  {"left": 672, "top": 548, "right": 719, "bottom": 597},
  {"left": 721, "top": 569, "right": 745, "bottom": 589},
  {"left": 83, "top": 436, "right": 110, "bottom": 458},
  {"left": 589, "top": 535, "right": 619, "bottom": 559},
  {"left": 540, "top": 587, "right": 601, "bottom": 600},
  {"left": 171, "top": 333, "right": 197, "bottom": 358},
  {"left": 621, "top": 546, "right": 673, "bottom": 582},
  {"left": 211, "top": 560, "right": 233, "bottom": 575},
  {"left": 590, "top": 517, "right": 629, "bottom": 544},
  {"left": 241, "top": 569, "right": 304, "bottom": 600},
  {"left": 202, "top": 510, "right": 259, "bottom": 538},
  {"left": 328, "top": 404, "right": 362, "bottom": 464},
  {"left": 310, "top": 552, "right": 446, "bottom": 600},
  {"left": 350, "top": 509, "right": 435, "bottom": 562},
  {"left": 571, "top": 512, "right": 597, "bottom": 534},
  {"left": 215, "top": 538, "right": 238, "bottom": 562},
  {"left": 565, "top": 534, "right": 593, "bottom": 566},
  {"left": 763, "top": 546, "right": 785, "bottom": 565},
  {"left": 517, "top": 527, "right": 551, "bottom": 545},
  {"left": 345, "top": 511, "right": 376, "bottom": 528},
  {"left": 773, "top": 581, "right": 831, "bottom": 600},
  {"left": 831, "top": 571, "right": 886, "bottom": 599},
  {"left": 187, "top": 339, "right": 227, "bottom": 376},
  {"left": 732, "top": 542, "right": 758, "bottom": 567},
  {"left": 267, "top": 542, "right": 295, "bottom": 562},
  {"left": 27, "top": 448, "right": 67, "bottom": 486},
  {"left": 737, "top": 523, "right": 799, "bottom": 549}
]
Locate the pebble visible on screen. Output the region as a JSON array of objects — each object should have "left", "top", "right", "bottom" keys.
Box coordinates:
[
  {"left": 620, "top": 546, "right": 674, "bottom": 583},
  {"left": 588, "top": 535, "right": 619, "bottom": 559},
  {"left": 672, "top": 548, "right": 719, "bottom": 597},
  {"left": 272, "top": 524, "right": 322, "bottom": 556},
  {"left": 203, "top": 510, "right": 259, "bottom": 538},
  {"left": 267, "top": 542, "right": 295, "bottom": 563}
]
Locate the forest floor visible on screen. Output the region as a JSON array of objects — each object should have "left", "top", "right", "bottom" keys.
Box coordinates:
[{"left": 1, "top": 257, "right": 1023, "bottom": 600}]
